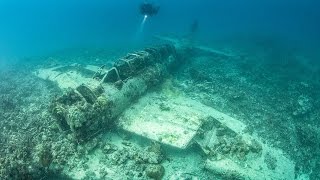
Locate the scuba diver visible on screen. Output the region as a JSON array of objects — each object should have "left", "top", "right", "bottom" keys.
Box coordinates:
[
  {"left": 139, "top": 1, "right": 160, "bottom": 17},
  {"left": 136, "top": 1, "right": 159, "bottom": 36},
  {"left": 190, "top": 20, "right": 199, "bottom": 34}
]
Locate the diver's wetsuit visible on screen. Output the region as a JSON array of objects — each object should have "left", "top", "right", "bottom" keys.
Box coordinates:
[{"left": 140, "top": 2, "right": 159, "bottom": 16}]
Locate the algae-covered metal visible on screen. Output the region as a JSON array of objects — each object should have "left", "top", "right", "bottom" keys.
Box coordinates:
[
  {"left": 48, "top": 44, "right": 177, "bottom": 140},
  {"left": 36, "top": 43, "right": 295, "bottom": 179}
]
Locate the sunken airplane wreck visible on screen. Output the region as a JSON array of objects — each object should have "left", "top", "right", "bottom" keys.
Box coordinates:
[{"left": 34, "top": 39, "right": 295, "bottom": 179}]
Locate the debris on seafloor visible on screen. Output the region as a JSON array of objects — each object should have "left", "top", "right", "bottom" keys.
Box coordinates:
[
  {"left": 34, "top": 44, "right": 295, "bottom": 179},
  {"left": 41, "top": 44, "right": 178, "bottom": 141}
]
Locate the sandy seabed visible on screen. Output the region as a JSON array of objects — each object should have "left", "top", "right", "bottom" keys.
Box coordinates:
[{"left": 0, "top": 40, "right": 319, "bottom": 179}]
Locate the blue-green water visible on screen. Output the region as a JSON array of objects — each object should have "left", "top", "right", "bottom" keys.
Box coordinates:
[{"left": 0, "top": 0, "right": 319, "bottom": 57}]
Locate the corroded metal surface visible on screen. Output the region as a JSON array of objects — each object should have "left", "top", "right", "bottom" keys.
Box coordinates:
[{"left": 49, "top": 44, "right": 177, "bottom": 141}]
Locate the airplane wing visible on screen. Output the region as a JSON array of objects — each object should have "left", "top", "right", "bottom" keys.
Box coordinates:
[{"left": 154, "top": 35, "right": 236, "bottom": 58}]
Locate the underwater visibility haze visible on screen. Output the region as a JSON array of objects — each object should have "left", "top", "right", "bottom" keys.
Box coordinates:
[{"left": 0, "top": 0, "right": 320, "bottom": 179}]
